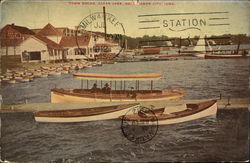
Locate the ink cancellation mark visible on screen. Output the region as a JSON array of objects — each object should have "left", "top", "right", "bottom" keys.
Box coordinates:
[
  {"left": 121, "top": 106, "right": 158, "bottom": 144},
  {"left": 76, "top": 11, "right": 125, "bottom": 59},
  {"left": 138, "top": 11, "right": 229, "bottom": 32}
]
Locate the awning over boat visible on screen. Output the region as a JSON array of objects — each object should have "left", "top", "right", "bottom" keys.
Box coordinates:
[{"left": 73, "top": 73, "right": 163, "bottom": 81}]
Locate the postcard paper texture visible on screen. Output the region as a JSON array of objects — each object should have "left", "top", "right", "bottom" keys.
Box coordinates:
[{"left": 0, "top": 0, "right": 249, "bottom": 162}]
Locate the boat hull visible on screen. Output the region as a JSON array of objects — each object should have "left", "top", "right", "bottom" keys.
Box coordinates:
[
  {"left": 158, "top": 54, "right": 183, "bottom": 58},
  {"left": 35, "top": 104, "right": 139, "bottom": 123},
  {"left": 122, "top": 100, "right": 217, "bottom": 126},
  {"left": 157, "top": 101, "right": 217, "bottom": 125},
  {"left": 205, "top": 54, "right": 250, "bottom": 59},
  {"left": 51, "top": 89, "right": 185, "bottom": 103}
]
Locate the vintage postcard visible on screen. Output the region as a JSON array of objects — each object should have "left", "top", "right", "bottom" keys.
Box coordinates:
[{"left": 0, "top": 0, "right": 249, "bottom": 162}]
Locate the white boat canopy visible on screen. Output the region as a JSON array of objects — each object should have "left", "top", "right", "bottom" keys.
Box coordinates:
[{"left": 73, "top": 73, "right": 163, "bottom": 81}]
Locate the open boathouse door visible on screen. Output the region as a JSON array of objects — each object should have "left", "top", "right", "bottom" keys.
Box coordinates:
[{"left": 29, "top": 51, "right": 41, "bottom": 60}]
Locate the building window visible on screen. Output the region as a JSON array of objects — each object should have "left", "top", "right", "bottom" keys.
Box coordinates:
[
  {"left": 74, "top": 48, "right": 86, "bottom": 55},
  {"left": 15, "top": 33, "right": 21, "bottom": 38}
]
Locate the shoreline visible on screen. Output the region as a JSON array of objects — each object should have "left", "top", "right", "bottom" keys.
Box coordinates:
[{"left": 0, "top": 98, "right": 249, "bottom": 113}]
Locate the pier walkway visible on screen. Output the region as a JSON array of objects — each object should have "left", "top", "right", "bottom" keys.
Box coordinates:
[{"left": 0, "top": 98, "right": 249, "bottom": 113}]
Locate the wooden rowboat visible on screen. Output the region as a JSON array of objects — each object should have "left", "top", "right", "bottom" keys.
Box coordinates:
[
  {"left": 34, "top": 103, "right": 139, "bottom": 123},
  {"left": 120, "top": 100, "right": 217, "bottom": 125}
]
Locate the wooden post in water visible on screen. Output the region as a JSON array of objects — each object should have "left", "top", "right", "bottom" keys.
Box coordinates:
[
  {"left": 236, "top": 41, "right": 241, "bottom": 54},
  {"left": 151, "top": 80, "right": 153, "bottom": 92},
  {"left": 138, "top": 80, "right": 140, "bottom": 91},
  {"left": 103, "top": 6, "right": 107, "bottom": 41},
  {"left": 227, "top": 96, "right": 231, "bottom": 105},
  {"left": 179, "top": 37, "right": 181, "bottom": 54}
]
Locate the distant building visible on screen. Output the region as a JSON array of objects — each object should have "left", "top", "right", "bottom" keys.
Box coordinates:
[
  {"left": 0, "top": 23, "right": 35, "bottom": 56},
  {"left": 0, "top": 23, "right": 65, "bottom": 62},
  {"left": 59, "top": 35, "right": 89, "bottom": 60},
  {"left": 1, "top": 23, "right": 121, "bottom": 62},
  {"left": 36, "top": 23, "right": 63, "bottom": 44},
  {"left": 20, "top": 35, "right": 64, "bottom": 62}
]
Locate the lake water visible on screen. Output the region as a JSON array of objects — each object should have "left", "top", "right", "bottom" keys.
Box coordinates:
[
  {"left": 0, "top": 58, "right": 249, "bottom": 104},
  {"left": 0, "top": 58, "right": 249, "bottom": 162},
  {"left": 0, "top": 108, "right": 248, "bottom": 162}
]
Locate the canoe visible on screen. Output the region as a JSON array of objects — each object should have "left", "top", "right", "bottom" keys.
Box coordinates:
[
  {"left": 14, "top": 77, "right": 23, "bottom": 81},
  {"left": 7, "top": 79, "right": 16, "bottom": 84},
  {"left": 41, "top": 66, "right": 50, "bottom": 70},
  {"left": 33, "top": 73, "right": 43, "bottom": 78},
  {"left": 34, "top": 103, "right": 139, "bottom": 123},
  {"left": 41, "top": 73, "right": 48, "bottom": 78},
  {"left": 20, "top": 78, "right": 30, "bottom": 82},
  {"left": 61, "top": 70, "right": 69, "bottom": 74},
  {"left": 1, "top": 78, "right": 10, "bottom": 83},
  {"left": 49, "top": 71, "right": 61, "bottom": 76},
  {"left": 120, "top": 100, "right": 217, "bottom": 125}
]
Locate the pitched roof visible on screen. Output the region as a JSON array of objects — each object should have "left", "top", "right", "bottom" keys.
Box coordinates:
[
  {"left": 0, "top": 24, "right": 35, "bottom": 47},
  {"left": 59, "top": 36, "right": 90, "bottom": 47},
  {"left": 35, "top": 35, "right": 63, "bottom": 49},
  {"left": 32, "top": 29, "right": 41, "bottom": 34},
  {"left": 10, "top": 24, "right": 35, "bottom": 35},
  {"left": 0, "top": 24, "right": 35, "bottom": 35},
  {"left": 1, "top": 38, "right": 23, "bottom": 47},
  {"left": 37, "top": 23, "right": 63, "bottom": 36}
]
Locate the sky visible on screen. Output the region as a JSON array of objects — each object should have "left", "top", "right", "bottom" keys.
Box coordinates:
[{"left": 0, "top": 0, "right": 249, "bottom": 38}]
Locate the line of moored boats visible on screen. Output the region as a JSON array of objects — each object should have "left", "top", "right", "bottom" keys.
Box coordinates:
[{"left": 0, "top": 61, "right": 102, "bottom": 84}]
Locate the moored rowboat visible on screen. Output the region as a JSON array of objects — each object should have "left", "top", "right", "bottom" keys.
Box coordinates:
[
  {"left": 20, "top": 78, "right": 30, "bottom": 82},
  {"left": 49, "top": 71, "right": 61, "bottom": 76},
  {"left": 34, "top": 103, "right": 139, "bottom": 123},
  {"left": 204, "top": 54, "right": 250, "bottom": 59},
  {"left": 7, "top": 79, "right": 16, "bottom": 84},
  {"left": 120, "top": 100, "right": 217, "bottom": 125}
]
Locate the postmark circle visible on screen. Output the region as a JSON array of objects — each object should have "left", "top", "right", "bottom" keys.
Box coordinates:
[
  {"left": 76, "top": 12, "right": 125, "bottom": 59},
  {"left": 121, "top": 105, "right": 158, "bottom": 144}
]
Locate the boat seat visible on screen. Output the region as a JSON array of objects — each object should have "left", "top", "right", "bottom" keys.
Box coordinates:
[{"left": 163, "top": 104, "right": 186, "bottom": 114}]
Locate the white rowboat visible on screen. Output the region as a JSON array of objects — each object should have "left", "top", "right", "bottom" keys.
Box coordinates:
[
  {"left": 121, "top": 100, "right": 217, "bottom": 125},
  {"left": 34, "top": 103, "right": 139, "bottom": 123}
]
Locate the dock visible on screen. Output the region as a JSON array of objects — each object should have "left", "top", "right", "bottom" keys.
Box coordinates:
[{"left": 0, "top": 98, "right": 249, "bottom": 113}]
